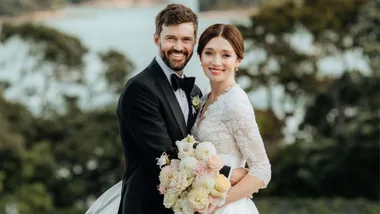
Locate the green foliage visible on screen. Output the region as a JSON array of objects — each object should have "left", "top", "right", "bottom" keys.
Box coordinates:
[
  {"left": 255, "top": 197, "right": 380, "bottom": 214},
  {"left": 0, "top": 93, "right": 123, "bottom": 213},
  {"left": 255, "top": 109, "right": 285, "bottom": 157},
  {"left": 236, "top": 0, "right": 379, "bottom": 201},
  {"left": 1, "top": 23, "right": 88, "bottom": 68},
  {"left": 352, "top": 0, "right": 380, "bottom": 74},
  {"left": 296, "top": 71, "right": 379, "bottom": 200},
  {"left": 99, "top": 50, "right": 135, "bottom": 93},
  {"left": 267, "top": 137, "right": 379, "bottom": 199},
  {"left": 237, "top": 0, "right": 367, "bottom": 120},
  {"left": 0, "top": 23, "right": 88, "bottom": 116}
]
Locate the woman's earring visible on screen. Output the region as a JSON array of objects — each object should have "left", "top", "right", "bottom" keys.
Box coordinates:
[{"left": 235, "top": 67, "right": 239, "bottom": 71}]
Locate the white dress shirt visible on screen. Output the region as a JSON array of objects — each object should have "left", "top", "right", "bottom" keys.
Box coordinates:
[{"left": 155, "top": 55, "right": 189, "bottom": 124}]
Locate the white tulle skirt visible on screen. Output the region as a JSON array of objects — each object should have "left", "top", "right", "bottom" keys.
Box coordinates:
[
  {"left": 215, "top": 198, "right": 259, "bottom": 214},
  {"left": 85, "top": 181, "right": 122, "bottom": 214}
]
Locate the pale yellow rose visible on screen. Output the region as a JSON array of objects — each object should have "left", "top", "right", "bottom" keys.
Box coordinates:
[
  {"left": 214, "top": 174, "right": 231, "bottom": 193},
  {"left": 207, "top": 155, "right": 223, "bottom": 171},
  {"left": 187, "top": 187, "right": 210, "bottom": 210}
]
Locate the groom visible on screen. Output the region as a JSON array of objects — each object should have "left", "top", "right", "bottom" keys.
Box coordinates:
[{"left": 117, "top": 4, "right": 247, "bottom": 214}]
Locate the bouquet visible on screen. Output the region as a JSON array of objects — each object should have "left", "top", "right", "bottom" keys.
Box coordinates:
[{"left": 156, "top": 135, "right": 231, "bottom": 214}]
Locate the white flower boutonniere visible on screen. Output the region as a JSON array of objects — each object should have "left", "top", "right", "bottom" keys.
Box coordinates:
[{"left": 191, "top": 96, "right": 202, "bottom": 110}]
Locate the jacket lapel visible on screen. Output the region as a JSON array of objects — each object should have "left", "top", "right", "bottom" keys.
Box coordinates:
[
  {"left": 187, "top": 90, "right": 201, "bottom": 132},
  {"left": 148, "top": 59, "right": 187, "bottom": 138}
]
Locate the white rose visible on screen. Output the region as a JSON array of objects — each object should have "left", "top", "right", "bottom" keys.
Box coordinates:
[
  {"left": 167, "top": 171, "right": 191, "bottom": 195},
  {"left": 176, "top": 141, "right": 195, "bottom": 159},
  {"left": 170, "top": 159, "right": 180, "bottom": 169},
  {"left": 192, "top": 96, "right": 202, "bottom": 110},
  {"left": 163, "top": 192, "right": 178, "bottom": 208},
  {"left": 193, "top": 175, "right": 215, "bottom": 191},
  {"left": 179, "top": 157, "right": 198, "bottom": 176},
  {"left": 195, "top": 141, "right": 217, "bottom": 161},
  {"left": 159, "top": 165, "right": 174, "bottom": 188},
  {"left": 172, "top": 197, "right": 183, "bottom": 213},
  {"left": 173, "top": 196, "right": 196, "bottom": 214},
  {"left": 187, "top": 187, "right": 210, "bottom": 210},
  {"left": 180, "top": 196, "right": 196, "bottom": 214}
]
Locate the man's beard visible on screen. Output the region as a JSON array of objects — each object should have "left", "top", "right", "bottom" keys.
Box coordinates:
[{"left": 160, "top": 48, "right": 193, "bottom": 72}]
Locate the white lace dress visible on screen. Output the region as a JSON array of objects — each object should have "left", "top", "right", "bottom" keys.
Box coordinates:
[{"left": 191, "top": 85, "right": 271, "bottom": 214}]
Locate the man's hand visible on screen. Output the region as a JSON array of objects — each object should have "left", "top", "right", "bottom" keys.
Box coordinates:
[{"left": 230, "top": 167, "right": 248, "bottom": 186}]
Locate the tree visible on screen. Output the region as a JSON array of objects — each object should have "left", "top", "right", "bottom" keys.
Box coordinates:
[
  {"left": 237, "top": 0, "right": 365, "bottom": 121},
  {"left": 352, "top": 0, "right": 380, "bottom": 75},
  {"left": 0, "top": 23, "right": 88, "bottom": 116},
  {"left": 0, "top": 22, "right": 134, "bottom": 213},
  {"left": 241, "top": 0, "right": 379, "bottom": 200},
  {"left": 0, "top": 23, "right": 135, "bottom": 116}
]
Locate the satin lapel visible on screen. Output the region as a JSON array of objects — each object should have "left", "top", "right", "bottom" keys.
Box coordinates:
[
  {"left": 148, "top": 59, "right": 187, "bottom": 138},
  {"left": 186, "top": 95, "right": 194, "bottom": 131}
]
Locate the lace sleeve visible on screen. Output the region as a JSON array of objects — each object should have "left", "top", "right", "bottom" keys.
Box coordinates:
[{"left": 225, "top": 91, "right": 271, "bottom": 188}]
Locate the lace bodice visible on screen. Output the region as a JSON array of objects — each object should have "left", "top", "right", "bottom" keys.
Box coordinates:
[{"left": 191, "top": 86, "right": 271, "bottom": 188}]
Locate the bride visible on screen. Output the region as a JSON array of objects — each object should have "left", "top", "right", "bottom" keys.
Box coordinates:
[
  {"left": 191, "top": 23, "right": 271, "bottom": 213},
  {"left": 86, "top": 23, "right": 271, "bottom": 214}
]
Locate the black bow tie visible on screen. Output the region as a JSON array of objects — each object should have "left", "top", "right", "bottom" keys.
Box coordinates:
[{"left": 171, "top": 74, "right": 195, "bottom": 95}]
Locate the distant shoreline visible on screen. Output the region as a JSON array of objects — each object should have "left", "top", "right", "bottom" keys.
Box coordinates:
[
  {"left": 199, "top": 7, "right": 258, "bottom": 19},
  {"left": 0, "top": 3, "right": 257, "bottom": 24},
  {"left": 77, "top": 0, "right": 159, "bottom": 8},
  {"left": 0, "top": 10, "right": 64, "bottom": 24}
]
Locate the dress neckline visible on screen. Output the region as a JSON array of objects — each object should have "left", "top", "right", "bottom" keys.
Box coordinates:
[{"left": 195, "top": 85, "right": 239, "bottom": 129}]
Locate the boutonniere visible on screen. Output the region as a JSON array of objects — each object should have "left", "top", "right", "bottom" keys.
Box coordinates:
[{"left": 191, "top": 96, "right": 202, "bottom": 110}]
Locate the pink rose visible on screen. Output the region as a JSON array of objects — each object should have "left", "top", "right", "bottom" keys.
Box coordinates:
[
  {"left": 207, "top": 155, "right": 223, "bottom": 171},
  {"left": 158, "top": 185, "right": 167, "bottom": 194},
  {"left": 195, "top": 161, "right": 209, "bottom": 176},
  {"left": 170, "top": 159, "right": 180, "bottom": 169}
]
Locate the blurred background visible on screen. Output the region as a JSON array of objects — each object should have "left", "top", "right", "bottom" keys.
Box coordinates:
[{"left": 0, "top": 0, "right": 379, "bottom": 213}]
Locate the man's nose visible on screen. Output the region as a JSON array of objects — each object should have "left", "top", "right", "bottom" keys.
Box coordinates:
[{"left": 173, "top": 40, "right": 184, "bottom": 51}]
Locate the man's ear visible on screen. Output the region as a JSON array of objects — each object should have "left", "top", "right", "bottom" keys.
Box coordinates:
[{"left": 154, "top": 33, "right": 160, "bottom": 46}]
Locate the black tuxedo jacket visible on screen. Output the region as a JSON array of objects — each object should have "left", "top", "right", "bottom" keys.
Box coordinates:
[{"left": 116, "top": 59, "right": 230, "bottom": 214}]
